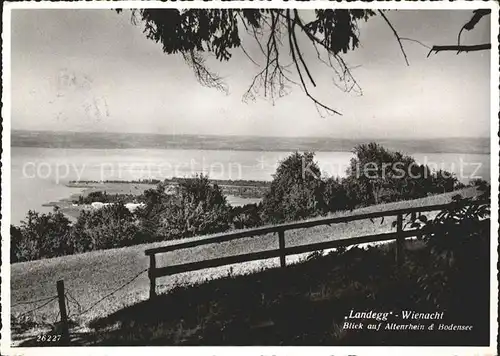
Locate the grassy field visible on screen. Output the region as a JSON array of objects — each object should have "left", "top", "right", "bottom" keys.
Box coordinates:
[
  {"left": 85, "top": 229, "right": 489, "bottom": 346},
  {"left": 10, "top": 187, "right": 480, "bottom": 342},
  {"left": 15, "top": 216, "right": 490, "bottom": 346}
]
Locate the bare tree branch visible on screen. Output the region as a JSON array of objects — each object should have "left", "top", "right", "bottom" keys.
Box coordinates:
[
  {"left": 126, "top": 9, "right": 491, "bottom": 118},
  {"left": 291, "top": 12, "right": 362, "bottom": 95},
  {"left": 427, "top": 43, "right": 491, "bottom": 57},
  {"left": 240, "top": 42, "right": 260, "bottom": 66},
  {"left": 291, "top": 10, "right": 316, "bottom": 88},
  {"left": 286, "top": 10, "right": 341, "bottom": 116},
  {"left": 243, "top": 10, "right": 298, "bottom": 106},
  {"left": 458, "top": 9, "right": 491, "bottom": 49},
  {"left": 235, "top": 13, "right": 260, "bottom": 66},
  {"left": 248, "top": 21, "right": 267, "bottom": 58},
  {"left": 378, "top": 10, "right": 410, "bottom": 66},
  {"left": 400, "top": 37, "right": 432, "bottom": 50},
  {"left": 182, "top": 51, "right": 228, "bottom": 94}
]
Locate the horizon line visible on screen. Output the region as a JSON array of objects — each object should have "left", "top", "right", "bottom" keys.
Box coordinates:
[{"left": 11, "top": 129, "right": 491, "bottom": 142}]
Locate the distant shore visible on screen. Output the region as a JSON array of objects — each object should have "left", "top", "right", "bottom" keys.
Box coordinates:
[
  {"left": 12, "top": 130, "right": 491, "bottom": 154},
  {"left": 42, "top": 178, "right": 269, "bottom": 220}
]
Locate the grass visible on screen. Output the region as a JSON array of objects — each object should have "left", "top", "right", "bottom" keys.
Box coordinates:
[
  {"left": 16, "top": 231, "right": 491, "bottom": 346},
  {"left": 10, "top": 187, "right": 480, "bottom": 342},
  {"left": 88, "top": 235, "right": 488, "bottom": 346}
]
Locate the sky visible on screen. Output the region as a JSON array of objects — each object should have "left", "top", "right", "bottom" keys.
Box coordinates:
[{"left": 10, "top": 9, "right": 492, "bottom": 139}]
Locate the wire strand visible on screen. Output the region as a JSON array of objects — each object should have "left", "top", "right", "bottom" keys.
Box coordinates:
[
  {"left": 16, "top": 296, "right": 59, "bottom": 319},
  {"left": 12, "top": 295, "right": 58, "bottom": 308},
  {"left": 74, "top": 268, "right": 148, "bottom": 317},
  {"left": 65, "top": 291, "right": 83, "bottom": 315}
]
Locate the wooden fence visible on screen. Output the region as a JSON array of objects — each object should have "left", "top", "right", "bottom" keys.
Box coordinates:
[{"left": 145, "top": 199, "right": 489, "bottom": 299}]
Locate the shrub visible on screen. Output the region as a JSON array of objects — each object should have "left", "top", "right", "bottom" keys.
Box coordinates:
[
  {"left": 137, "top": 174, "right": 232, "bottom": 240},
  {"left": 346, "top": 143, "right": 460, "bottom": 206},
  {"left": 230, "top": 203, "right": 263, "bottom": 229},
  {"left": 261, "top": 152, "right": 326, "bottom": 223},
  {"left": 11, "top": 209, "right": 74, "bottom": 262},
  {"left": 428, "top": 169, "right": 459, "bottom": 194},
  {"left": 73, "top": 191, "right": 138, "bottom": 205},
  {"left": 323, "top": 177, "right": 350, "bottom": 212},
  {"left": 469, "top": 178, "right": 490, "bottom": 191},
  {"left": 417, "top": 195, "right": 490, "bottom": 262},
  {"left": 71, "top": 203, "right": 140, "bottom": 252},
  {"left": 347, "top": 143, "right": 419, "bottom": 204}
]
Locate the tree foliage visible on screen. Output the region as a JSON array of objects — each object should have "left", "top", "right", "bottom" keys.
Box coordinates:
[
  {"left": 230, "top": 203, "right": 263, "bottom": 229},
  {"left": 261, "top": 152, "right": 326, "bottom": 223},
  {"left": 117, "top": 8, "right": 491, "bottom": 115},
  {"left": 11, "top": 209, "right": 73, "bottom": 263},
  {"left": 346, "top": 143, "right": 460, "bottom": 205},
  {"left": 137, "top": 174, "right": 232, "bottom": 240},
  {"left": 118, "top": 8, "right": 376, "bottom": 115},
  {"left": 71, "top": 203, "right": 140, "bottom": 252}
]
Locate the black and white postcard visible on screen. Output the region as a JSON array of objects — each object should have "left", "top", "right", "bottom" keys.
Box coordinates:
[{"left": 1, "top": 1, "right": 498, "bottom": 355}]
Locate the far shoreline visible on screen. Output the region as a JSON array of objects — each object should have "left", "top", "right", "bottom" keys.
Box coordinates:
[
  {"left": 11, "top": 130, "right": 491, "bottom": 155},
  {"left": 41, "top": 178, "right": 269, "bottom": 221}
]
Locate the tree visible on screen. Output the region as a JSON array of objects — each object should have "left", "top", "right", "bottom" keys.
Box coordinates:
[
  {"left": 261, "top": 152, "right": 326, "bottom": 223},
  {"left": 323, "top": 176, "right": 350, "bottom": 212},
  {"left": 137, "top": 174, "right": 232, "bottom": 240},
  {"left": 230, "top": 203, "right": 263, "bottom": 229},
  {"left": 346, "top": 143, "right": 440, "bottom": 205},
  {"left": 345, "top": 143, "right": 463, "bottom": 205},
  {"left": 425, "top": 9, "right": 491, "bottom": 56},
  {"left": 117, "top": 8, "right": 491, "bottom": 116},
  {"left": 11, "top": 225, "right": 25, "bottom": 263},
  {"left": 173, "top": 174, "right": 232, "bottom": 236},
  {"left": 71, "top": 203, "right": 139, "bottom": 252},
  {"left": 12, "top": 209, "right": 74, "bottom": 262},
  {"left": 347, "top": 143, "right": 406, "bottom": 204},
  {"left": 431, "top": 170, "right": 459, "bottom": 195}
]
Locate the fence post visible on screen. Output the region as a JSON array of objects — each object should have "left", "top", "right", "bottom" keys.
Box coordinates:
[
  {"left": 148, "top": 254, "right": 157, "bottom": 300},
  {"left": 56, "top": 280, "right": 70, "bottom": 345},
  {"left": 278, "top": 230, "right": 286, "bottom": 268},
  {"left": 395, "top": 214, "right": 404, "bottom": 266}
]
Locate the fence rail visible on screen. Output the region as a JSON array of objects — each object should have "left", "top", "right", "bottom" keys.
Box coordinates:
[{"left": 145, "top": 199, "right": 489, "bottom": 299}]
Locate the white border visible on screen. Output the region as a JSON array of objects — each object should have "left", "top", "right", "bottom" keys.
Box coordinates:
[{"left": 1, "top": 1, "right": 498, "bottom": 356}]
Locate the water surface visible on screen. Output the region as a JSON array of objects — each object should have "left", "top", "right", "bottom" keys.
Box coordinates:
[{"left": 11, "top": 147, "right": 490, "bottom": 225}]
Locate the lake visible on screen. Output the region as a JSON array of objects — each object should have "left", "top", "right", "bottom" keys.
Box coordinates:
[{"left": 10, "top": 147, "right": 491, "bottom": 225}]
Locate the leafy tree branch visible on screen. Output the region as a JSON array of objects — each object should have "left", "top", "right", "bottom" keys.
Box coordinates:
[{"left": 116, "top": 8, "right": 491, "bottom": 116}]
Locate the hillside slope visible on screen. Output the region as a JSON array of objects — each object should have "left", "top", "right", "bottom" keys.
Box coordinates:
[{"left": 11, "top": 187, "right": 479, "bottom": 330}]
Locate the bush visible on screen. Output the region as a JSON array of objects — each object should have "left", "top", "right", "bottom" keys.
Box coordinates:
[
  {"left": 346, "top": 143, "right": 461, "bottom": 206},
  {"left": 261, "top": 152, "right": 326, "bottom": 223},
  {"left": 71, "top": 203, "right": 140, "bottom": 252},
  {"left": 230, "top": 203, "right": 263, "bottom": 229},
  {"left": 469, "top": 178, "right": 490, "bottom": 191},
  {"left": 11, "top": 209, "right": 74, "bottom": 262},
  {"left": 347, "top": 143, "right": 419, "bottom": 204},
  {"left": 416, "top": 195, "right": 490, "bottom": 262},
  {"left": 137, "top": 174, "right": 232, "bottom": 240},
  {"left": 73, "top": 191, "right": 139, "bottom": 205},
  {"left": 323, "top": 177, "right": 350, "bottom": 212},
  {"left": 428, "top": 169, "right": 459, "bottom": 194}
]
